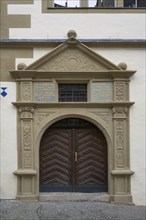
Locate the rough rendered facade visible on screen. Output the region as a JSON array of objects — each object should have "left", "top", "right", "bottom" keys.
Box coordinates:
[{"left": 0, "top": 0, "right": 145, "bottom": 205}]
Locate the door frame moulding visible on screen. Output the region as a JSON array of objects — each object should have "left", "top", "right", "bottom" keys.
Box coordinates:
[{"left": 11, "top": 37, "right": 135, "bottom": 204}]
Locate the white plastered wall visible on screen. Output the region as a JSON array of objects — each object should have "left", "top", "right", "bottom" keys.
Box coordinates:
[
  {"left": 129, "top": 50, "right": 146, "bottom": 206},
  {"left": 8, "top": 0, "right": 145, "bottom": 40},
  {"left": 98, "top": 48, "right": 146, "bottom": 206},
  {"left": 97, "top": 48, "right": 146, "bottom": 204},
  {"left": 0, "top": 82, "right": 17, "bottom": 199}
]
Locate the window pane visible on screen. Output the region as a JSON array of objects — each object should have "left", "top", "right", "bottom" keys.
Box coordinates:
[
  {"left": 88, "top": 0, "right": 98, "bottom": 7},
  {"left": 54, "top": 0, "right": 80, "bottom": 7},
  {"left": 124, "top": 0, "right": 136, "bottom": 7},
  {"left": 59, "top": 84, "right": 87, "bottom": 102},
  {"left": 87, "top": 0, "right": 115, "bottom": 7},
  {"left": 124, "top": 0, "right": 146, "bottom": 7},
  {"left": 68, "top": 0, "right": 80, "bottom": 7},
  {"left": 137, "top": 0, "right": 146, "bottom": 7}
]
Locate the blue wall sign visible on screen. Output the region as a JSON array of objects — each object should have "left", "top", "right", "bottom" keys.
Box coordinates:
[{"left": 1, "top": 87, "right": 7, "bottom": 97}]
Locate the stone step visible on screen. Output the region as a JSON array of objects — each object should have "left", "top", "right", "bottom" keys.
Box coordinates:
[{"left": 39, "top": 193, "right": 110, "bottom": 202}]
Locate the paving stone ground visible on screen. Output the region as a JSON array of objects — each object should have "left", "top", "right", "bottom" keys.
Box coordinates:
[{"left": 0, "top": 200, "right": 146, "bottom": 220}]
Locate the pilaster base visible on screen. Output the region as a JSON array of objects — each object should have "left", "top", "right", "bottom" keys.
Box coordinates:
[
  {"left": 110, "top": 195, "right": 134, "bottom": 204},
  {"left": 16, "top": 194, "right": 38, "bottom": 201}
]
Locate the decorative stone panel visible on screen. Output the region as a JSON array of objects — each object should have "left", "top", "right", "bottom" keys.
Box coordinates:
[
  {"left": 89, "top": 110, "right": 110, "bottom": 129},
  {"left": 90, "top": 82, "right": 113, "bottom": 102},
  {"left": 113, "top": 107, "right": 128, "bottom": 169},
  {"left": 34, "top": 81, "right": 57, "bottom": 102},
  {"left": 37, "top": 111, "right": 56, "bottom": 125},
  {"left": 114, "top": 82, "right": 125, "bottom": 101},
  {"left": 19, "top": 107, "right": 34, "bottom": 169},
  {"left": 21, "top": 82, "right": 32, "bottom": 102},
  {"left": 38, "top": 49, "right": 106, "bottom": 72},
  {"left": 115, "top": 119, "right": 125, "bottom": 168}
]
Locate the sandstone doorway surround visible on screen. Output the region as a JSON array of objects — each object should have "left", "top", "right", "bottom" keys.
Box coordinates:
[{"left": 11, "top": 35, "right": 135, "bottom": 204}]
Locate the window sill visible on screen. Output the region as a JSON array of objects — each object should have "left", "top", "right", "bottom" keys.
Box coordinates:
[{"left": 45, "top": 7, "right": 146, "bottom": 13}]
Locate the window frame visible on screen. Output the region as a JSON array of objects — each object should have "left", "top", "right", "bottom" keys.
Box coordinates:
[{"left": 58, "top": 83, "right": 88, "bottom": 102}]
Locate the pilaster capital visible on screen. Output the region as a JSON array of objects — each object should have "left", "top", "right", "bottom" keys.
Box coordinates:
[
  {"left": 19, "top": 107, "right": 34, "bottom": 119},
  {"left": 112, "top": 107, "right": 128, "bottom": 119}
]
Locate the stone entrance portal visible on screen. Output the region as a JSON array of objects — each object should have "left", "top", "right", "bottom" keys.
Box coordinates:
[{"left": 11, "top": 37, "right": 135, "bottom": 204}]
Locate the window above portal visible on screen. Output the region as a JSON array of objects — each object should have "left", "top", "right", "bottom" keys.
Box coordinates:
[{"left": 58, "top": 84, "right": 87, "bottom": 102}]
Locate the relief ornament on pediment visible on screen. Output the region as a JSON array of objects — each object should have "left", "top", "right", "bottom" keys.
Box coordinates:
[{"left": 39, "top": 49, "right": 106, "bottom": 72}]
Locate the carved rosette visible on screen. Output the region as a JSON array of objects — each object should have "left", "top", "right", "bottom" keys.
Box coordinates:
[
  {"left": 113, "top": 107, "right": 128, "bottom": 168},
  {"left": 19, "top": 107, "right": 34, "bottom": 168},
  {"left": 21, "top": 82, "right": 32, "bottom": 102},
  {"left": 114, "top": 82, "right": 125, "bottom": 101}
]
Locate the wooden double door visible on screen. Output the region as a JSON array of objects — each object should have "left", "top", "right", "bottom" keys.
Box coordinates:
[{"left": 40, "top": 118, "right": 108, "bottom": 192}]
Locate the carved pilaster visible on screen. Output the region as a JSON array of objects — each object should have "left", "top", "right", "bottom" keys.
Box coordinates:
[
  {"left": 115, "top": 120, "right": 124, "bottom": 168},
  {"left": 19, "top": 107, "right": 34, "bottom": 169},
  {"left": 112, "top": 107, "right": 128, "bottom": 169},
  {"left": 21, "top": 82, "right": 32, "bottom": 102},
  {"left": 111, "top": 106, "right": 134, "bottom": 203}
]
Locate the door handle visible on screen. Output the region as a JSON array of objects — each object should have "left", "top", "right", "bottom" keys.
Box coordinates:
[{"left": 75, "top": 152, "right": 78, "bottom": 162}]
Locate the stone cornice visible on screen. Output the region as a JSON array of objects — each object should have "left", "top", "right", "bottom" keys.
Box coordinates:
[
  {"left": 10, "top": 70, "right": 136, "bottom": 79},
  {"left": 12, "top": 102, "right": 135, "bottom": 108},
  {"left": 1, "top": 39, "right": 146, "bottom": 48}
]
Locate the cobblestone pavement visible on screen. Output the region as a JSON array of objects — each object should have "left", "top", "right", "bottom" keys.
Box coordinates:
[{"left": 0, "top": 200, "right": 146, "bottom": 220}]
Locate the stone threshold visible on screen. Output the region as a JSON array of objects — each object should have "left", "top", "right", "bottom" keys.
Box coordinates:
[{"left": 39, "top": 193, "right": 110, "bottom": 202}]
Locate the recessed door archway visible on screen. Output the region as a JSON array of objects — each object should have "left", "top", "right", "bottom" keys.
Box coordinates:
[{"left": 39, "top": 118, "right": 108, "bottom": 193}]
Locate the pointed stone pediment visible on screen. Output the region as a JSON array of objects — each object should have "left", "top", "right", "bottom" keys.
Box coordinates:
[{"left": 26, "top": 38, "right": 121, "bottom": 72}]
